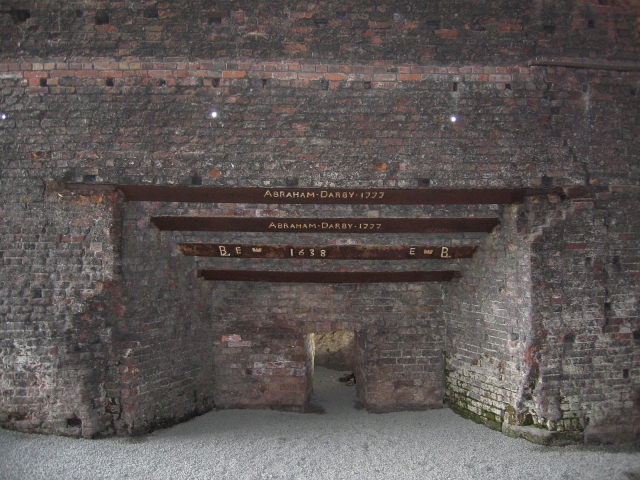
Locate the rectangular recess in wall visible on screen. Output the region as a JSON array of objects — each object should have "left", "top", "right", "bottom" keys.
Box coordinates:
[
  {"left": 179, "top": 243, "right": 478, "bottom": 259},
  {"left": 151, "top": 217, "right": 500, "bottom": 233},
  {"left": 197, "top": 270, "right": 462, "bottom": 283},
  {"left": 118, "top": 185, "right": 529, "bottom": 205}
]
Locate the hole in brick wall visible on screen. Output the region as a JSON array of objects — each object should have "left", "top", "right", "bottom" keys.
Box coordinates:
[
  {"left": 262, "top": 78, "right": 268, "bottom": 89},
  {"left": 604, "top": 302, "right": 612, "bottom": 313},
  {"left": 505, "top": 83, "right": 512, "bottom": 90},
  {"left": 321, "top": 80, "right": 329, "bottom": 90},
  {"left": 417, "top": 178, "right": 431, "bottom": 188},
  {"left": 209, "top": 16, "right": 222, "bottom": 26},
  {"left": 95, "top": 10, "right": 109, "bottom": 25},
  {"left": 583, "top": 83, "right": 589, "bottom": 92},
  {"left": 66, "top": 415, "right": 82, "bottom": 427},
  {"left": 425, "top": 20, "right": 441, "bottom": 30},
  {"left": 144, "top": 6, "right": 159, "bottom": 19},
  {"left": 631, "top": 88, "right": 637, "bottom": 96},
  {"left": 283, "top": 10, "right": 290, "bottom": 19},
  {"left": 588, "top": 19, "right": 595, "bottom": 28},
  {"left": 452, "top": 82, "right": 457, "bottom": 92},
  {"left": 213, "top": 78, "right": 220, "bottom": 88},
  {"left": 363, "top": 81, "right": 372, "bottom": 90},
  {"left": 9, "top": 9, "right": 30, "bottom": 23},
  {"left": 158, "top": 79, "right": 166, "bottom": 87},
  {"left": 550, "top": 106, "right": 561, "bottom": 114},
  {"left": 76, "top": 9, "right": 84, "bottom": 18},
  {"left": 563, "top": 332, "right": 575, "bottom": 343},
  {"left": 39, "top": 78, "right": 47, "bottom": 87},
  {"left": 623, "top": 369, "right": 630, "bottom": 379},
  {"left": 543, "top": 24, "right": 556, "bottom": 34},
  {"left": 314, "top": 19, "right": 329, "bottom": 28},
  {"left": 307, "top": 330, "right": 359, "bottom": 413},
  {"left": 191, "top": 175, "right": 202, "bottom": 185},
  {"left": 599, "top": 0, "right": 609, "bottom": 5},
  {"left": 393, "top": 13, "right": 402, "bottom": 22},
  {"left": 541, "top": 175, "right": 553, "bottom": 187},
  {"left": 106, "top": 78, "right": 114, "bottom": 87},
  {"left": 285, "top": 177, "right": 299, "bottom": 187},
  {"left": 634, "top": 329, "right": 640, "bottom": 342},
  {"left": 336, "top": 12, "right": 347, "bottom": 21},
  {"left": 83, "top": 174, "right": 97, "bottom": 183}
]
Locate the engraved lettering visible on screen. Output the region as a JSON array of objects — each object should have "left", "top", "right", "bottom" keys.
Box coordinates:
[
  {"left": 348, "top": 224, "right": 353, "bottom": 229},
  {"left": 322, "top": 222, "right": 328, "bottom": 228},
  {"left": 320, "top": 249, "right": 326, "bottom": 257},
  {"left": 379, "top": 192, "right": 385, "bottom": 199},
  {"left": 349, "top": 192, "right": 355, "bottom": 198},
  {"left": 299, "top": 249, "right": 305, "bottom": 256},
  {"left": 235, "top": 246, "right": 242, "bottom": 255},
  {"left": 309, "top": 192, "right": 316, "bottom": 198},
  {"left": 321, "top": 191, "right": 328, "bottom": 198},
  {"left": 293, "top": 191, "right": 299, "bottom": 198},
  {"left": 269, "top": 222, "right": 277, "bottom": 229},
  {"left": 264, "top": 190, "right": 272, "bottom": 197},
  {"left": 219, "top": 246, "right": 231, "bottom": 257},
  {"left": 409, "top": 248, "right": 416, "bottom": 256},
  {"left": 424, "top": 249, "right": 433, "bottom": 255},
  {"left": 252, "top": 247, "right": 262, "bottom": 252},
  {"left": 310, "top": 249, "right": 315, "bottom": 257},
  {"left": 441, "top": 246, "right": 451, "bottom": 258}
]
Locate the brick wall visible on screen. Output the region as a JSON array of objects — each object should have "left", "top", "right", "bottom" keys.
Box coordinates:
[
  {"left": 113, "top": 201, "right": 216, "bottom": 434},
  {"left": 1, "top": 1, "right": 638, "bottom": 63},
  {"left": 443, "top": 204, "right": 534, "bottom": 430},
  {"left": 208, "top": 278, "right": 445, "bottom": 412},
  {"left": 0, "top": 1, "right": 638, "bottom": 442},
  {"left": 527, "top": 191, "right": 640, "bottom": 443},
  {"left": 0, "top": 182, "right": 122, "bottom": 437}
]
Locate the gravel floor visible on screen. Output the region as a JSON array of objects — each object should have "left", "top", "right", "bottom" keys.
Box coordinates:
[{"left": 1, "top": 367, "right": 639, "bottom": 480}]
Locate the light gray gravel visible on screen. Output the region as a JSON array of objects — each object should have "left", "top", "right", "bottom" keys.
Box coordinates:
[{"left": 1, "top": 367, "right": 639, "bottom": 480}]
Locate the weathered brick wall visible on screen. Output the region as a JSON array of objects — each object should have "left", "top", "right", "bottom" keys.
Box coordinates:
[
  {"left": 527, "top": 190, "right": 640, "bottom": 443},
  {"left": 208, "top": 277, "right": 445, "bottom": 412},
  {"left": 444, "top": 191, "right": 640, "bottom": 444},
  {"left": 443, "top": 204, "right": 534, "bottom": 430},
  {"left": 1, "top": 1, "right": 638, "bottom": 63},
  {"left": 0, "top": 182, "right": 122, "bottom": 437},
  {"left": 5, "top": 60, "right": 634, "bottom": 188},
  {"left": 114, "top": 200, "right": 215, "bottom": 434},
  {"left": 0, "top": 0, "right": 638, "bottom": 441}
]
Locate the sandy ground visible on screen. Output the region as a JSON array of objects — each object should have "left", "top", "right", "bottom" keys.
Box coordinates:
[{"left": 1, "top": 366, "right": 639, "bottom": 480}]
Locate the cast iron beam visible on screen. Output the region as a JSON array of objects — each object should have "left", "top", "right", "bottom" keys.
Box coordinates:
[
  {"left": 179, "top": 243, "right": 478, "bottom": 259},
  {"left": 120, "top": 185, "right": 526, "bottom": 204},
  {"left": 151, "top": 217, "right": 500, "bottom": 233},
  {"left": 197, "top": 270, "right": 462, "bottom": 283}
]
